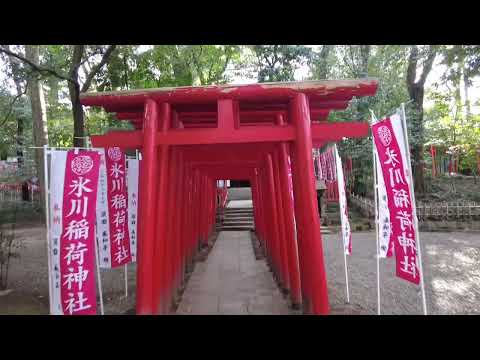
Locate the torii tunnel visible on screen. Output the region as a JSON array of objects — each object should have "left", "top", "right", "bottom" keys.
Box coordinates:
[{"left": 80, "top": 79, "right": 378, "bottom": 315}]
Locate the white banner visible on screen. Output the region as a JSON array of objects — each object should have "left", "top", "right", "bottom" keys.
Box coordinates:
[
  {"left": 375, "top": 149, "right": 392, "bottom": 258},
  {"left": 334, "top": 145, "right": 352, "bottom": 255},
  {"left": 96, "top": 149, "right": 112, "bottom": 268},
  {"left": 48, "top": 150, "right": 67, "bottom": 315},
  {"left": 127, "top": 159, "right": 139, "bottom": 262}
]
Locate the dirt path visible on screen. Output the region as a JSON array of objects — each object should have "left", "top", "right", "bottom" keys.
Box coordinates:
[
  {"left": 322, "top": 231, "right": 480, "bottom": 314},
  {"left": 0, "top": 225, "right": 136, "bottom": 315},
  {"left": 2, "top": 222, "right": 480, "bottom": 315}
]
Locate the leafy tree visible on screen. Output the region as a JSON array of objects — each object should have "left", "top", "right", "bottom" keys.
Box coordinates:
[
  {"left": 406, "top": 45, "right": 438, "bottom": 194},
  {"left": 0, "top": 45, "right": 117, "bottom": 147},
  {"left": 0, "top": 45, "right": 28, "bottom": 167},
  {"left": 323, "top": 46, "right": 406, "bottom": 195},
  {"left": 425, "top": 86, "right": 480, "bottom": 177},
  {"left": 25, "top": 45, "right": 49, "bottom": 215},
  {"left": 251, "top": 45, "right": 312, "bottom": 82},
  {"left": 310, "top": 45, "right": 336, "bottom": 79},
  {"left": 98, "top": 45, "right": 241, "bottom": 91}
]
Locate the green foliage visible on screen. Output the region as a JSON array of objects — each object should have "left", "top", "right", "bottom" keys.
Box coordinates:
[
  {"left": 252, "top": 45, "right": 312, "bottom": 82},
  {"left": 96, "top": 45, "right": 241, "bottom": 91},
  {"left": 1, "top": 44, "right": 479, "bottom": 197},
  {"left": 321, "top": 46, "right": 411, "bottom": 194},
  {"left": 0, "top": 86, "right": 32, "bottom": 158},
  {"left": 309, "top": 45, "right": 336, "bottom": 79},
  {"left": 441, "top": 45, "right": 480, "bottom": 81},
  {"left": 46, "top": 103, "right": 74, "bottom": 147},
  {"left": 425, "top": 87, "right": 480, "bottom": 175}
]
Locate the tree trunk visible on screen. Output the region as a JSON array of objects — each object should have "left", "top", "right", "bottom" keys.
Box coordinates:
[
  {"left": 69, "top": 45, "right": 85, "bottom": 148},
  {"left": 406, "top": 45, "right": 437, "bottom": 196},
  {"left": 359, "top": 45, "right": 371, "bottom": 77},
  {"left": 16, "top": 117, "right": 24, "bottom": 170},
  {"left": 25, "top": 45, "right": 48, "bottom": 219},
  {"left": 463, "top": 68, "right": 471, "bottom": 121},
  {"left": 357, "top": 45, "right": 371, "bottom": 118},
  {"left": 410, "top": 85, "right": 426, "bottom": 194},
  {"left": 47, "top": 77, "right": 59, "bottom": 108},
  {"left": 68, "top": 81, "right": 85, "bottom": 147},
  {"left": 315, "top": 45, "right": 333, "bottom": 79}
]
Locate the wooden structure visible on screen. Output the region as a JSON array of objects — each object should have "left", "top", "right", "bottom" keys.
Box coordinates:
[{"left": 80, "top": 79, "right": 378, "bottom": 315}]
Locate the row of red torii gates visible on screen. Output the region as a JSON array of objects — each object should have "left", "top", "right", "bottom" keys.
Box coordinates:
[{"left": 80, "top": 79, "right": 378, "bottom": 315}]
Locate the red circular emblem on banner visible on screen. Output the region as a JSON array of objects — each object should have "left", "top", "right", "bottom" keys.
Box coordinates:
[
  {"left": 107, "top": 147, "right": 122, "bottom": 162},
  {"left": 377, "top": 125, "right": 392, "bottom": 147},
  {"left": 71, "top": 155, "right": 94, "bottom": 176}
]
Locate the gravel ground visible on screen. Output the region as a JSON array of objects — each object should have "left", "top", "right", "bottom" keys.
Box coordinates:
[
  {"left": 2, "top": 223, "right": 480, "bottom": 315},
  {"left": 322, "top": 230, "right": 480, "bottom": 315},
  {"left": 0, "top": 225, "right": 136, "bottom": 315}
]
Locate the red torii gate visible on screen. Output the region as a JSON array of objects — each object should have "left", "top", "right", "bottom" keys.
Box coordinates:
[{"left": 80, "top": 79, "right": 378, "bottom": 315}]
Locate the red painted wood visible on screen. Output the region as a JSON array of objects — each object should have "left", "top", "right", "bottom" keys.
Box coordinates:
[
  {"left": 152, "top": 103, "right": 171, "bottom": 314},
  {"left": 85, "top": 80, "right": 379, "bottom": 316},
  {"left": 275, "top": 112, "right": 302, "bottom": 306},
  {"left": 289, "top": 93, "right": 329, "bottom": 315},
  {"left": 272, "top": 148, "right": 290, "bottom": 291},
  {"left": 80, "top": 80, "right": 378, "bottom": 111},
  {"left": 90, "top": 121, "right": 368, "bottom": 150},
  {"left": 136, "top": 99, "right": 158, "bottom": 315}
]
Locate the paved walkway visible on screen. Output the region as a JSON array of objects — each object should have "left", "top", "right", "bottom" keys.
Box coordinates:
[
  {"left": 226, "top": 199, "right": 253, "bottom": 208},
  {"left": 176, "top": 231, "right": 292, "bottom": 315}
]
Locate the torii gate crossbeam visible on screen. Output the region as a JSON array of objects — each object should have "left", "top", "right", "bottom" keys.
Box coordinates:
[{"left": 80, "top": 79, "right": 378, "bottom": 315}]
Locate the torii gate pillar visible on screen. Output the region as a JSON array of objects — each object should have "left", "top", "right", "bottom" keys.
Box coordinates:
[{"left": 289, "top": 93, "right": 329, "bottom": 314}]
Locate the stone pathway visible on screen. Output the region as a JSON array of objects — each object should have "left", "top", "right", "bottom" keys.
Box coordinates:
[
  {"left": 226, "top": 199, "right": 253, "bottom": 208},
  {"left": 176, "top": 231, "right": 292, "bottom": 315}
]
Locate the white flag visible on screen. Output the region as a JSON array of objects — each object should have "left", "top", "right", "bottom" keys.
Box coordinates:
[
  {"left": 127, "top": 159, "right": 139, "bottom": 262},
  {"left": 48, "top": 150, "right": 67, "bottom": 315},
  {"left": 375, "top": 149, "right": 392, "bottom": 258},
  {"left": 334, "top": 145, "right": 352, "bottom": 255},
  {"left": 96, "top": 149, "right": 112, "bottom": 268}
]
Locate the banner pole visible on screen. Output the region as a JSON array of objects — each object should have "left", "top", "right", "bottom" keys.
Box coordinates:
[
  {"left": 370, "top": 110, "right": 382, "bottom": 315},
  {"left": 372, "top": 139, "right": 381, "bottom": 315},
  {"left": 124, "top": 264, "right": 128, "bottom": 297},
  {"left": 94, "top": 235, "right": 105, "bottom": 315},
  {"left": 400, "top": 103, "right": 428, "bottom": 315},
  {"left": 343, "top": 238, "right": 350, "bottom": 304},
  {"left": 87, "top": 139, "right": 105, "bottom": 315},
  {"left": 43, "top": 145, "right": 54, "bottom": 315},
  {"left": 335, "top": 145, "right": 350, "bottom": 304}
]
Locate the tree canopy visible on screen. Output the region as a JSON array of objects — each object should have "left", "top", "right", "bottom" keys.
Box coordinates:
[{"left": 0, "top": 44, "right": 478, "bottom": 197}]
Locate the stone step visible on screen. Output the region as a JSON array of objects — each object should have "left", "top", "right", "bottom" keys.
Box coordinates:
[
  {"left": 218, "top": 214, "right": 253, "bottom": 219},
  {"left": 223, "top": 216, "right": 254, "bottom": 221},
  {"left": 219, "top": 210, "right": 254, "bottom": 215},
  {"left": 222, "top": 214, "right": 253, "bottom": 218},
  {"left": 218, "top": 226, "right": 255, "bottom": 231},
  {"left": 222, "top": 220, "right": 253, "bottom": 226},
  {"left": 220, "top": 207, "right": 253, "bottom": 211},
  {"left": 223, "top": 211, "right": 253, "bottom": 214}
]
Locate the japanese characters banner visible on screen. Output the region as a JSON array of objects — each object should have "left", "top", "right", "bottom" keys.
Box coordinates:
[
  {"left": 127, "top": 158, "right": 139, "bottom": 263},
  {"left": 96, "top": 150, "right": 112, "bottom": 268},
  {"left": 104, "top": 147, "right": 132, "bottom": 268},
  {"left": 334, "top": 145, "right": 352, "bottom": 255},
  {"left": 316, "top": 147, "right": 337, "bottom": 182},
  {"left": 372, "top": 115, "right": 420, "bottom": 284},
  {"left": 49, "top": 150, "right": 68, "bottom": 315},
  {"left": 375, "top": 150, "right": 393, "bottom": 258},
  {"left": 59, "top": 150, "right": 100, "bottom": 315}
]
